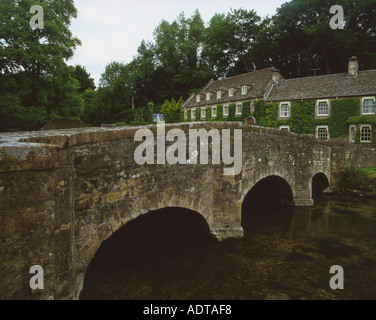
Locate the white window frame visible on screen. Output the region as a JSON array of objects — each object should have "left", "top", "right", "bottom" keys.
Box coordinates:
[
  {"left": 223, "top": 105, "right": 229, "bottom": 117},
  {"left": 316, "top": 99, "right": 330, "bottom": 117},
  {"left": 201, "top": 108, "right": 206, "bottom": 119},
  {"left": 241, "top": 86, "right": 247, "bottom": 95},
  {"left": 212, "top": 106, "right": 217, "bottom": 118},
  {"left": 228, "top": 88, "right": 234, "bottom": 97},
  {"left": 191, "top": 109, "right": 196, "bottom": 119},
  {"left": 279, "top": 102, "right": 291, "bottom": 118},
  {"left": 362, "top": 97, "right": 376, "bottom": 115},
  {"left": 349, "top": 125, "right": 356, "bottom": 143},
  {"left": 236, "top": 103, "right": 242, "bottom": 116},
  {"left": 196, "top": 95, "right": 201, "bottom": 103},
  {"left": 360, "top": 125, "right": 372, "bottom": 143},
  {"left": 279, "top": 125, "right": 290, "bottom": 132},
  {"left": 217, "top": 91, "right": 222, "bottom": 100},
  {"left": 206, "top": 93, "right": 211, "bottom": 101},
  {"left": 316, "top": 125, "right": 330, "bottom": 141}
]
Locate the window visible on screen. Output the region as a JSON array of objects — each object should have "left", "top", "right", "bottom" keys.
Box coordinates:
[
  {"left": 223, "top": 105, "right": 229, "bottom": 116},
  {"left": 280, "top": 102, "right": 290, "bottom": 118},
  {"left": 317, "top": 100, "right": 329, "bottom": 116},
  {"left": 362, "top": 97, "right": 375, "bottom": 115},
  {"left": 201, "top": 108, "right": 206, "bottom": 118},
  {"left": 206, "top": 93, "right": 211, "bottom": 101},
  {"left": 349, "top": 125, "right": 356, "bottom": 143},
  {"left": 229, "top": 88, "right": 234, "bottom": 97},
  {"left": 242, "top": 86, "right": 247, "bottom": 95},
  {"left": 217, "top": 91, "right": 222, "bottom": 100},
  {"left": 360, "top": 125, "right": 372, "bottom": 143},
  {"left": 196, "top": 95, "right": 201, "bottom": 103},
  {"left": 279, "top": 125, "right": 290, "bottom": 132},
  {"left": 236, "top": 104, "right": 242, "bottom": 115},
  {"left": 184, "top": 110, "right": 187, "bottom": 120},
  {"left": 212, "top": 107, "right": 217, "bottom": 118},
  {"left": 316, "top": 126, "right": 329, "bottom": 141},
  {"left": 191, "top": 109, "right": 196, "bottom": 119}
]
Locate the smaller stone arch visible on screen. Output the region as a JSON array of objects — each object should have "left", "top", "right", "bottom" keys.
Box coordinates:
[{"left": 311, "top": 172, "right": 330, "bottom": 198}]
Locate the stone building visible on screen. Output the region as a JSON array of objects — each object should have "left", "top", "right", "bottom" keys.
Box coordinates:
[
  {"left": 182, "top": 67, "right": 283, "bottom": 121},
  {"left": 182, "top": 57, "right": 376, "bottom": 143}
]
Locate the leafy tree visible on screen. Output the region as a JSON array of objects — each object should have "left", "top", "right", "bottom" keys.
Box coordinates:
[
  {"left": 161, "top": 97, "right": 184, "bottom": 123},
  {"left": 0, "top": 0, "right": 83, "bottom": 131},
  {"left": 69, "top": 65, "right": 96, "bottom": 94},
  {"left": 251, "top": 0, "right": 376, "bottom": 78}
]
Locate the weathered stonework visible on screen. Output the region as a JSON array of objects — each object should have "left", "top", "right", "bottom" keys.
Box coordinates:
[{"left": 1, "top": 123, "right": 376, "bottom": 300}]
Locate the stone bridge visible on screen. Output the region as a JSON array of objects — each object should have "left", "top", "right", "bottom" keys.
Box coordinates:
[{"left": 1, "top": 122, "right": 375, "bottom": 300}]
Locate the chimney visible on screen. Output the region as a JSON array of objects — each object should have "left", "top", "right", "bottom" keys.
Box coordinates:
[
  {"left": 272, "top": 68, "right": 281, "bottom": 84},
  {"left": 348, "top": 56, "right": 359, "bottom": 77}
]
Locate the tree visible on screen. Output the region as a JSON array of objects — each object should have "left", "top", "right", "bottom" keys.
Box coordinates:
[
  {"left": 161, "top": 97, "right": 184, "bottom": 123},
  {"left": 69, "top": 65, "right": 96, "bottom": 94},
  {"left": 203, "top": 9, "right": 262, "bottom": 77},
  {"left": 256, "top": 0, "right": 376, "bottom": 78},
  {"left": 0, "top": 0, "right": 83, "bottom": 131}
]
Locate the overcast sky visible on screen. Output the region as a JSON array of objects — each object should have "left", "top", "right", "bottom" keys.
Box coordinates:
[{"left": 68, "top": 0, "right": 288, "bottom": 87}]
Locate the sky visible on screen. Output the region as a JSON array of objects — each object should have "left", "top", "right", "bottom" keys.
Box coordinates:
[{"left": 68, "top": 0, "right": 288, "bottom": 87}]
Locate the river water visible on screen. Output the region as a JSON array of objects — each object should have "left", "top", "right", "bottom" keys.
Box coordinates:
[{"left": 80, "top": 194, "right": 376, "bottom": 300}]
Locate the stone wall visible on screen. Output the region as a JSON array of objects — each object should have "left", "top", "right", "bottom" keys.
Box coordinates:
[{"left": 0, "top": 123, "right": 375, "bottom": 300}]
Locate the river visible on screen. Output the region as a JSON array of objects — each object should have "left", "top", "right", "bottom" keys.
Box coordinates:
[{"left": 80, "top": 194, "right": 376, "bottom": 300}]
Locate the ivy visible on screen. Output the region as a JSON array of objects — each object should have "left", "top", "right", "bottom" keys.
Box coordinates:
[
  {"left": 206, "top": 107, "right": 212, "bottom": 121},
  {"left": 290, "top": 100, "right": 315, "bottom": 135},
  {"left": 216, "top": 105, "right": 224, "bottom": 121},
  {"left": 195, "top": 108, "right": 201, "bottom": 121},
  {"left": 329, "top": 99, "right": 360, "bottom": 137},
  {"left": 227, "top": 104, "right": 236, "bottom": 121}
]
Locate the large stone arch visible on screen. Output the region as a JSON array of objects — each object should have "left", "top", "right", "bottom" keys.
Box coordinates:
[{"left": 72, "top": 201, "right": 215, "bottom": 299}]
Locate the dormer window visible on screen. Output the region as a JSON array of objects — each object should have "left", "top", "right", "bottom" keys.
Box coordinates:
[
  {"left": 217, "top": 91, "right": 222, "bottom": 100},
  {"left": 196, "top": 95, "right": 201, "bottom": 103},
  {"left": 228, "top": 88, "right": 234, "bottom": 97},
  {"left": 241, "top": 86, "right": 247, "bottom": 95},
  {"left": 206, "top": 93, "right": 211, "bottom": 101}
]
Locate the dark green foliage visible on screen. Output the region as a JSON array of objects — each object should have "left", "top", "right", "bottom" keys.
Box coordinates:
[
  {"left": 254, "top": 100, "right": 279, "bottom": 128},
  {"left": 290, "top": 100, "right": 315, "bottom": 135},
  {"left": 338, "top": 162, "right": 371, "bottom": 191},
  {"left": 241, "top": 101, "right": 251, "bottom": 120},
  {"left": 329, "top": 99, "right": 360, "bottom": 137},
  {"left": 0, "top": 0, "right": 83, "bottom": 131},
  {"left": 195, "top": 109, "right": 201, "bottom": 121},
  {"left": 215, "top": 105, "right": 224, "bottom": 121},
  {"left": 227, "top": 104, "right": 236, "bottom": 121},
  {"left": 205, "top": 107, "right": 212, "bottom": 121}
]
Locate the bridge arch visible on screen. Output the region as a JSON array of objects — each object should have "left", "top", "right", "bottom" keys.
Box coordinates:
[
  {"left": 311, "top": 172, "right": 330, "bottom": 198},
  {"left": 78, "top": 206, "right": 212, "bottom": 299},
  {"left": 241, "top": 169, "right": 296, "bottom": 204}
]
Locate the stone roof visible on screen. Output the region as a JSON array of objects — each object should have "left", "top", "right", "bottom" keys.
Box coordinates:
[
  {"left": 183, "top": 68, "right": 279, "bottom": 109},
  {"left": 266, "top": 69, "right": 376, "bottom": 102}
]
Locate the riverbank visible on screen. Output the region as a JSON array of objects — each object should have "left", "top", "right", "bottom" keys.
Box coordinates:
[{"left": 335, "top": 166, "right": 376, "bottom": 198}]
